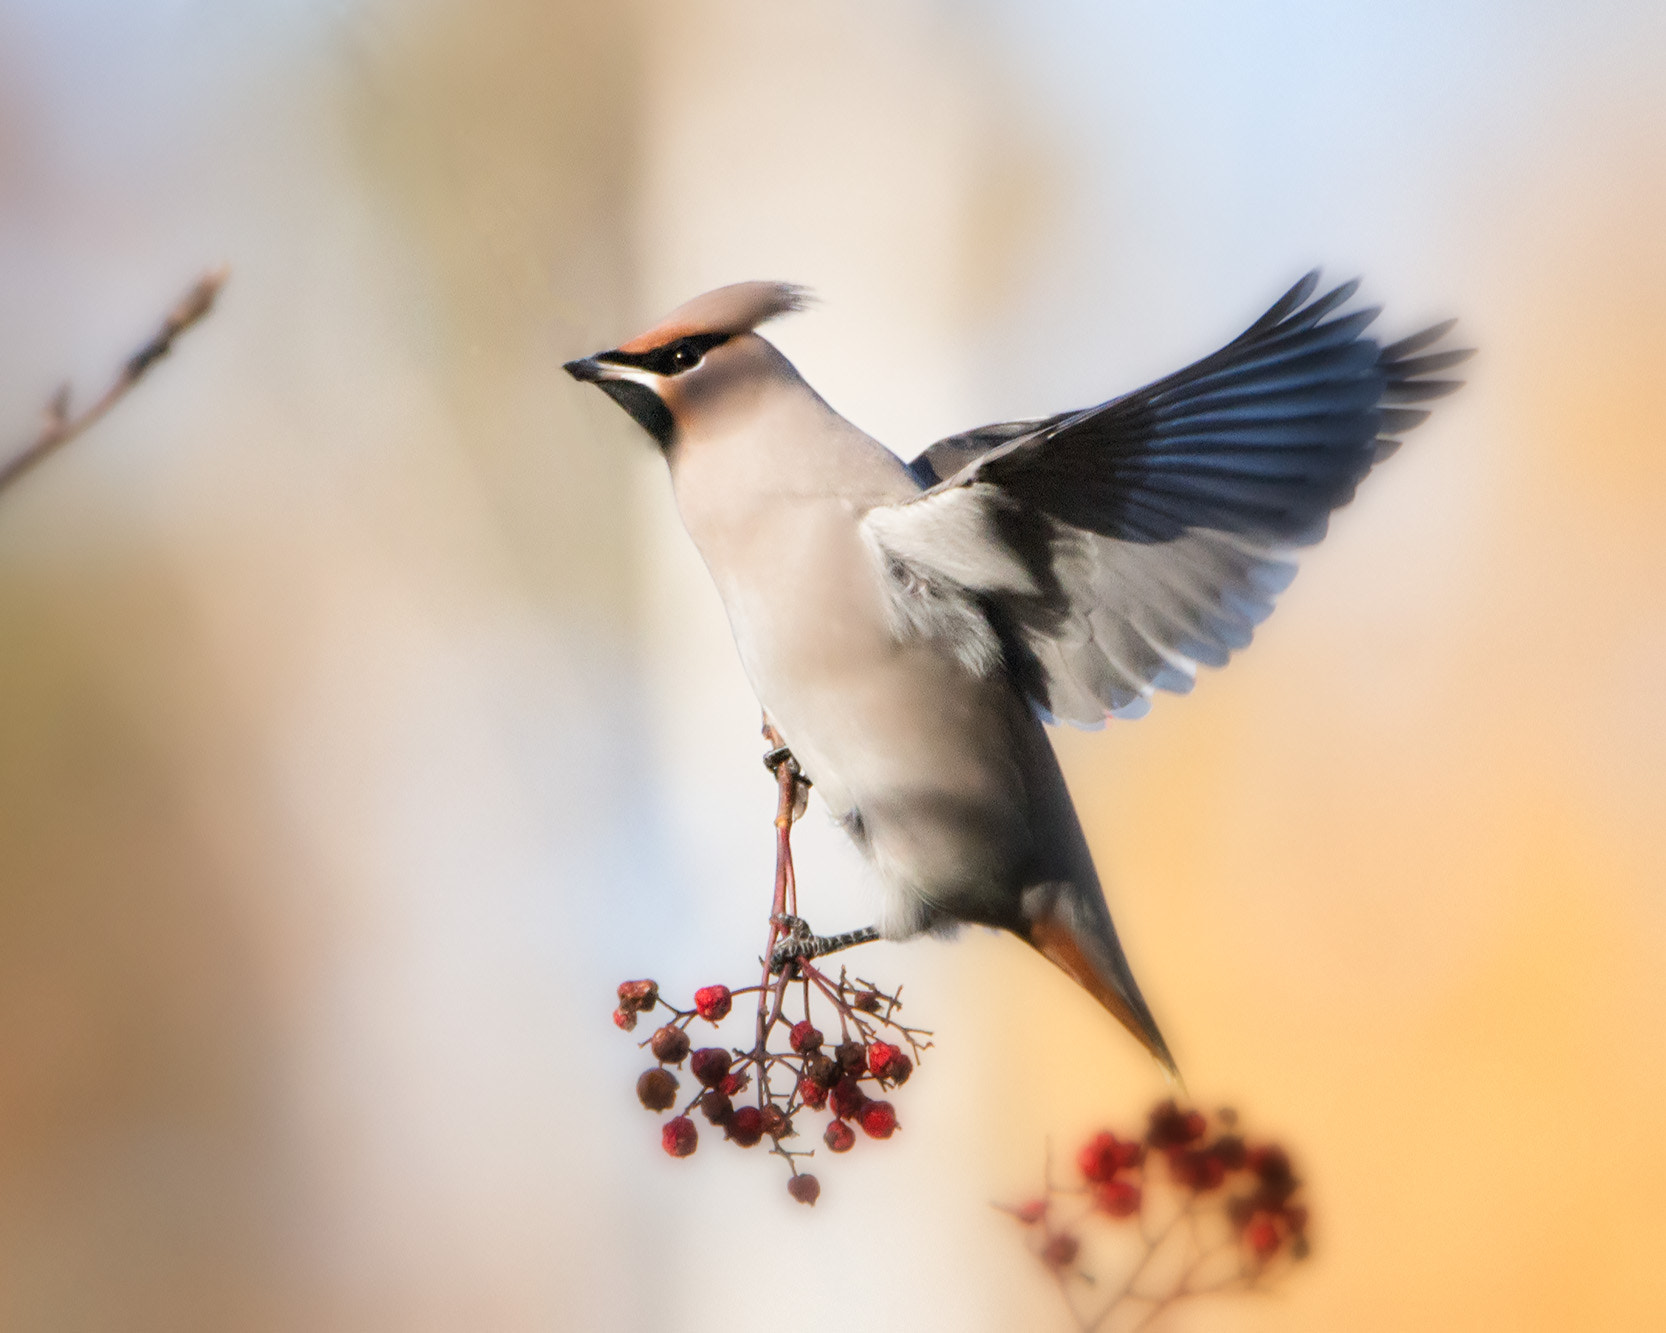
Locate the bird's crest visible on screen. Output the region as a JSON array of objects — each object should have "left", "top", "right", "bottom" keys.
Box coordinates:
[{"left": 617, "top": 281, "right": 812, "bottom": 353}]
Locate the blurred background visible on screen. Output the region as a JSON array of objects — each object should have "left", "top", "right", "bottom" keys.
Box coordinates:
[{"left": 1, "top": 1, "right": 1662, "bottom": 1328}]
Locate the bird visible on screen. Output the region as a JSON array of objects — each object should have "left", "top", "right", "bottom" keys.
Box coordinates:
[{"left": 564, "top": 274, "right": 1467, "bottom": 1076}]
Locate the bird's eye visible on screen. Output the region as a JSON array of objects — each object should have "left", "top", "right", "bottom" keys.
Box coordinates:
[{"left": 669, "top": 342, "right": 701, "bottom": 372}]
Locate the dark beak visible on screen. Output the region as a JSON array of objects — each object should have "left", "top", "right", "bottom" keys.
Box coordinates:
[{"left": 563, "top": 356, "right": 609, "bottom": 383}]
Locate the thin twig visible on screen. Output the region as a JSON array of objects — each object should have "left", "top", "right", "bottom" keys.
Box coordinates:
[{"left": 0, "top": 266, "right": 228, "bottom": 495}]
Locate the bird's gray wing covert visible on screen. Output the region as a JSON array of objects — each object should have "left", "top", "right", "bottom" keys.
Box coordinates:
[{"left": 867, "top": 272, "right": 1470, "bottom": 725}]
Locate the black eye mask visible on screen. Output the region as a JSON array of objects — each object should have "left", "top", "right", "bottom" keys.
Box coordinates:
[{"left": 597, "top": 332, "right": 731, "bottom": 378}]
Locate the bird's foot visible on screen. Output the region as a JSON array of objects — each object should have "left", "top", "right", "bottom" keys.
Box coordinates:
[
  {"left": 769, "top": 917, "right": 881, "bottom": 972},
  {"left": 762, "top": 745, "right": 810, "bottom": 786}
]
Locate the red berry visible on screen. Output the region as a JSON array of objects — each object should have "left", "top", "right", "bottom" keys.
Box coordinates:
[
  {"left": 719, "top": 1070, "right": 750, "bottom": 1098},
  {"left": 727, "top": 1105, "right": 765, "bottom": 1147},
  {"left": 1040, "top": 1234, "right": 1079, "bottom": 1270},
  {"left": 616, "top": 979, "right": 659, "bottom": 1013},
  {"left": 699, "top": 1090, "right": 734, "bottom": 1126},
  {"left": 1078, "top": 1131, "right": 1133, "bottom": 1183},
  {"left": 662, "top": 1115, "right": 697, "bottom": 1157},
  {"left": 1093, "top": 1179, "right": 1142, "bottom": 1218},
  {"left": 1245, "top": 1215, "right": 1281, "bottom": 1261},
  {"left": 787, "top": 1173, "right": 821, "bottom": 1206},
  {"left": 789, "top": 1021, "right": 823, "bottom": 1054},
  {"left": 694, "top": 985, "right": 732, "bottom": 1022},
  {"left": 1146, "top": 1100, "right": 1207, "bottom": 1149},
  {"left": 760, "top": 1105, "right": 791, "bottom": 1139},
  {"left": 835, "top": 1041, "right": 867, "bottom": 1077},
  {"left": 858, "top": 1100, "right": 898, "bottom": 1139},
  {"left": 798, "top": 1075, "right": 829, "bottom": 1110},
  {"left": 1013, "top": 1199, "right": 1048, "bottom": 1226},
  {"left": 824, "top": 1120, "right": 855, "bottom": 1153},
  {"left": 867, "top": 1042, "right": 902, "bottom": 1080},
  {"left": 1173, "top": 1148, "right": 1226, "bottom": 1192},
  {"left": 612, "top": 1008, "right": 637, "bottom": 1032},
  {"left": 650, "top": 1025, "right": 690, "bottom": 1064},
  {"left": 829, "top": 1077, "right": 868, "bottom": 1120},
  {"left": 690, "top": 1048, "right": 732, "bottom": 1088},
  {"left": 636, "top": 1067, "right": 678, "bottom": 1112}
]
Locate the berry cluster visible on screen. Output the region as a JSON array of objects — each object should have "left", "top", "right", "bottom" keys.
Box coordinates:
[
  {"left": 1006, "top": 1102, "right": 1310, "bottom": 1328},
  {"left": 612, "top": 727, "right": 930, "bottom": 1206},
  {"left": 615, "top": 967, "right": 928, "bottom": 1205}
]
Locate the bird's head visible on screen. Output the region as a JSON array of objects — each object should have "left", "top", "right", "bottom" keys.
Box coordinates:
[{"left": 564, "top": 281, "right": 812, "bottom": 448}]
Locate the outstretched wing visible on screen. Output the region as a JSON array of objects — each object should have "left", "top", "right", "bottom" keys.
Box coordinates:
[{"left": 868, "top": 272, "right": 1469, "bottom": 725}]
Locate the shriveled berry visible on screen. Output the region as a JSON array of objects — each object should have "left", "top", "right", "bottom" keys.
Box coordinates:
[
  {"left": 662, "top": 1115, "right": 697, "bottom": 1157},
  {"left": 858, "top": 1100, "right": 898, "bottom": 1139},
  {"left": 693, "top": 985, "right": 732, "bottom": 1022},
  {"left": 636, "top": 1067, "right": 678, "bottom": 1112},
  {"left": 1248, "top": 1145, "right": 1296, "bottom": 1200},
  {"left": 1147, "top": 1099, "right": 1207, "bottom": 1149},
  {"left": 867, "top": 1042, "right": 903, "bottom": 1080},
  {"left": 1040, "top": 1234, "right": 1079, "bottom": 1270},
  {"left": 824, "top": 1120, "right": 855, "bottom": 1153},
  {"left": 797, "top": 1074, "right": 829, "bottom": 1110},
  {"left": 1094, "top": 1179, "right": 1142, "bottom": 1218},
  {"left": 699, "top": 1090, "right": 734, "bottom": 1126},
  {"left": 616, "top": 979, "right": 659, "bottom": 1013},
  {"left": 650, "top": 1025, "right": 691, "bottom": 1064},
  {"left": 787, "top": 1173, "right": 821, "bottom": 1206},
  {"left": 690, "top": 1047, "right": 732, "bottom": 1088},
  {"left": 719, "top": 1070, "right": 749, "bottom": 1098},
  {"left": 1245, "top": 1215, "right": 1281, "bottom": 1261},
  {"left": 612, "top": 1008, "right": 637, "bottom": 1032},
  {"left": 835, "top": 1041, "right": 867, "bottom": 1077},
  {"left": 883, "top": 1052, "right": 912, "bottom": 1086},
  {"left": 789, "top": 1021, "right": 823, "bottom": 1054},
  {"left": 852, "top": 989, "right": 882, "bottom": 1013},
  {"left": 804, "top": 1053, "right": 839, "bottom": 1088},
  {"left": 829, "top": 1076, "right": 868, "bottom": 1120},
  {"left": 760, "top": 1105, "right": 791, "bottom": 1139},
  {"left": 726, "top": 1105, "right": 764, "bottom": 1147}
]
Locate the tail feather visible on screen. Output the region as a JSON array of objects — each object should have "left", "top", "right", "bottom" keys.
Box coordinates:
[{"left": 1023, "top": 884, "right": 1181, "bottom": 1082}]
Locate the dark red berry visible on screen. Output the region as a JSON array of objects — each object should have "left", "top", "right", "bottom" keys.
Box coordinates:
[
  {"left": 612, "top": 1008, "right": 637, "bottom": 1032},
  {"left": 1248, "top": 1145, "right": 1296, "bottom": 1200},
  {"left": 1041, "top": 1234, "right": 1079, "bottom": 1270},
  {"left": 636, "top": 1067, "right": 678, "bottom": 1112},
  {"left": 1245, "top": 1215, "right": 1281, "bottom": 1261},
  {"left": 787, "top": 1173, "right": 821, "bottom": 1206},
  {"left": 1211, "top": 1135, "right": 1247, "bottom": 1170},
  {"left": 693, "top": 985, "right": 732, "bottom": 1022},
  {"left": 852, "top": 990, "right": 882, "bottom": 1013},
  {"left": 727, "top": 1105, "right": 765, "bottom": 1147},
  {"left": 719, "top": 1070, "right": 749, "bottom": 1098},
  {"left": 662, "top": 1115, "right": 697, "bottom": 1157},
  {"left": 1078, "top": 1131, "right": 1135, "bottom": 1183},
  {"left": 616, "top": 979, "right": 659, "bottom": 1013},
  {"left": 789, "top": 1021, "right": 823, "bottom": 1054},
  {"left": 835, "top": 1041, "right": 867, "bottom": 1077},
  {"left": 804, "top": 1053, "right": 839, "bottom": 1088},
  {"left": 829, "top": 1077, "right": 868, "bottom": 1120},
  {"left": 858, "top": 1100, "right": 898, "bottom": 1139},
  {"left": 650, "top": 1025, "right": 690, "bottom": 1064},
  {"left": 866, "top": 1042, "right": 902, "bottom": 1080},
  {"left": 1173, "top": 1148, "right": 1226, "bottom": 1192},
  {"left": 1094, "top": 1179, "right": 1142, "bottom": 1218},
  {"left": 824, "top": 1120, "right": 855, "bottom": 1153},
  {"left": 690, "top": 1048, "right": 732, "bottom": 1088},
  {"left": 1147, "top": 1100, "right": 1207, "bottom": 1149},
  {"left": 760, "top": 1105, "right": 791, "bottom": 1139},
  {"left": 884, "top": 1052, "right": 912, "bottom": 1086},
  {"left": 699, "top": 1090, "right": 734, "bottom": 1126},
  {"left": 798, "top": 1075, "right": 828, "bottom": 1110}
]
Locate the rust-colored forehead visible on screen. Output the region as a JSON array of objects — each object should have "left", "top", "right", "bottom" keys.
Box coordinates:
[{"left": 616, "top": 280, "right": 811, "bottom": 353}]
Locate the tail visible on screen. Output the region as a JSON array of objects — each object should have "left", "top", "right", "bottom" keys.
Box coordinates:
[{"left": 1020, "top": 882, "right": 1181, "bottom": 1083}]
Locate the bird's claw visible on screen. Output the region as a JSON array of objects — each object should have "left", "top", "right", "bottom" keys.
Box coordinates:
[
  {"left": 762, "top": 745, "right": 810, "bottom": 786},
  {"left": 769, "top": 914, "right": 817, "bottom": 972}
]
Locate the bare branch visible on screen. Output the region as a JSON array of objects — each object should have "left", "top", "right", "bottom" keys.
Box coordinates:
[{"left": 0, "top": 266, "right": 228, "bottom": 496}]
